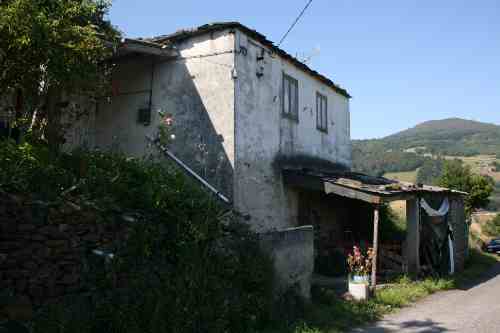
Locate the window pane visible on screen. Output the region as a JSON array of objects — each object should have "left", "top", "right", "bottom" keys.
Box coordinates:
[
  {"left": 322, "top": 97, "right": 327, "bottom": 129},
  {"left": 316, "top": 94, "right": 320, "bottom": 127},
  {"left": 316, "top": 93, "right": 327, "bottom": 131},
  {"left": 319, "top": 97, "right": 322, "bottom": 128},
  {"left": 290, "top": 81, "right": 296, "bottom": 117},
  {"left": 283, "top": 77, "right": 289, "bottom": 114},
  {"left": 293, "top": 80, "right": 298, "bottom": 118}
]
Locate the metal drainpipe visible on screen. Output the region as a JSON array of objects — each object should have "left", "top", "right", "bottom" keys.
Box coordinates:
[
  {"left": 146, "top": 135, "right": 231, "bottom": 205},
  {"left": 148, "top": 58, "right": 155, "bottom": 113}
]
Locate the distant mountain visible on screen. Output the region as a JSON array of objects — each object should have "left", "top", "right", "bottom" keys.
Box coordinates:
[
  {"left": 392, "top": 118, "right": 500, "bottom": 138},
  {"left": 352, "top": 118, "right": 500, "bottom": 176}
]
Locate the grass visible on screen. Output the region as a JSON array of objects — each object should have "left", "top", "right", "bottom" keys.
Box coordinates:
[
  {"left": 384, "top": 170, "right": 418, "bottom": 183},
  {"left": 266, "top": 277, "right": 453, "bottom": 333},
  {"left": 268, "top": 249, "right": 499, "bottom": 333},
  {"left": 453, "top": 248, "right": 499, "bottom": 287}
]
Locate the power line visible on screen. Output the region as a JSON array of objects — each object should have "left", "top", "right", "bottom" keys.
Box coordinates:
[{"left": 277, "top": 0, "right": 313, "bottom": 47}]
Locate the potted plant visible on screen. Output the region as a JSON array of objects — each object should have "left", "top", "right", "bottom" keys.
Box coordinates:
[{"left": 347, "top": 246, "right": 374, "bottom": 300}]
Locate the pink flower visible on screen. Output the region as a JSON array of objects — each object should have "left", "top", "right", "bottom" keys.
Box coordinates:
[{"left": 162, "top": 116, "right": 173, "bottom": 126}]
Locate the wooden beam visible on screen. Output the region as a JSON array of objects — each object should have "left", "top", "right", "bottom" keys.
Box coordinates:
[
  {"left": 371, "top": 206, "right": 380, "bottom": 292},
  {"left": 324, "top": 182, "right": 382, "bottom": 204},
  {"left": 405, "top": 198, "right": 421, "bottom": 274},
  {"left": 117, "top": 39, "right": 178, "bottom": 58},
  {"left": 380, "top": 193, "right": 417, "bottom": 203}
]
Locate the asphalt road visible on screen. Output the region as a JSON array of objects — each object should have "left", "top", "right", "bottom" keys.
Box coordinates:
[{"left": 352, "top": 263, "right": 500, "bottom": 333}]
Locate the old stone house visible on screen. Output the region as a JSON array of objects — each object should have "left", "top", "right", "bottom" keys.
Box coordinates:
[{"left": 64, "top": 22, "right": 468, "bottom": 297}]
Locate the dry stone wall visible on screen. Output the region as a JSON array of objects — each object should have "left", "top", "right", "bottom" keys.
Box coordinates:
[{"left": 0, "top": 191, "right": 129, "bottom": 312}]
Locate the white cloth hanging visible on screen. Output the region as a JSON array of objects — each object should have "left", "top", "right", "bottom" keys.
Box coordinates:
[
  {"left": 420, "top": 197, "right": 455, "bottom": 274},
  {"left": 420, "top": 197, "right": 450, "bottom": 217}
]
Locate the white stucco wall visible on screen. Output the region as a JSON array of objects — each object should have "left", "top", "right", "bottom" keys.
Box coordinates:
[
  {"left": 75, "top": 29, "right": 236, "bottom": 198},
  {"left": 66, "top": 26, "right": 350, "bottom": 232},
  {"left": 233, "top": 30, "right": 351, "bottom": 231}
]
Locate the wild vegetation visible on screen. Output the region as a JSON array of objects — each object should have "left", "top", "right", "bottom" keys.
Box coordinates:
[
  {"left": 352, "top": 147, "right": 427, "bottom": 177},
  {"left": 482, "top": 214, "right": 500, "bottom": 238},
  {"left": 0, "top": 0, "right": 120, "bottom": 153},
  {"left": 0, "top": 139, "right": 276, "bottom": 333},
  {"left": 436, "top": 159, "right": 494, "bottom": 215}
]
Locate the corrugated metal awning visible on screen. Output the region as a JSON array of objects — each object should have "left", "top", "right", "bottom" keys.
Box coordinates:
[{"left": 282, "top": 168, "right": 467, "bottom": 204}]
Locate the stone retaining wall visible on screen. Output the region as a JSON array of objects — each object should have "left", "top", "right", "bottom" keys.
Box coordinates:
[{"left": 0, "top": 191, "right": 128, "bottom": 309}]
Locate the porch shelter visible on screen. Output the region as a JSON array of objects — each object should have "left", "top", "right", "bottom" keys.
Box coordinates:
[{"left": 282, "top": 168, "right": 467, "bottom": 291}]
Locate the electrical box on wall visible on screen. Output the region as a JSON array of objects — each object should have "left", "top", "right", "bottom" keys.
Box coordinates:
[
  {"left": 256, "top": 48, "right": 265, "bottom": 78},
  {"left": 137, "top": 108, "right": 151, "bottom": 126}
]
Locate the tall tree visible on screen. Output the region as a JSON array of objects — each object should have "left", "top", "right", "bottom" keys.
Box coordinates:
[
  {"left": 437, "top": 159, "right": 494, "bottom": 215},
  {"left": 0, "top": 0, "right": 120, "bottom": 152}
]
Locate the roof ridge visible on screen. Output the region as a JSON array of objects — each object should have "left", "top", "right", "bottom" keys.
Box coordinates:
[{"left": 141, "top": 22, "right": 351, "bottom": 98}]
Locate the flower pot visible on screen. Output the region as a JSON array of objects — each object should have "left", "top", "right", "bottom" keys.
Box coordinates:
[{"left": 348, "top": 275, "right": 370, "bottom": 301}]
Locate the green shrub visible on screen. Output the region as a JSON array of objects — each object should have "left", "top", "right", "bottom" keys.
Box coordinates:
[
  {"left": 482, "top": 214, "right": 500, "bottom": 237},
  {"left": 376, "top": 277, "right": 453, "bottom": 308},
  {"left": 0, "top": 140, "right": 275, "bottom": 333}
]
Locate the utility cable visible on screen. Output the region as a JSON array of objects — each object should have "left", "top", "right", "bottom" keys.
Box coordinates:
[{"left": 277, "top": 0, "right": 313, "bottom": 47}]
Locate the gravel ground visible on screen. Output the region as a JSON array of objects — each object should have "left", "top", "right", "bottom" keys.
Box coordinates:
[{"left": 352, "top": 263, "right": 500, "bottom": 333}]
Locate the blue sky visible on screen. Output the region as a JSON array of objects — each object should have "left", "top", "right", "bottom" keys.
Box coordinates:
[{"left": 109, "top": 0, "right": 500, "bottom": 139}]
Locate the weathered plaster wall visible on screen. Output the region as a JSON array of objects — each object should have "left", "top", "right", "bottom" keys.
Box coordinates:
[
  {"left": 84, "top": 30, "right": 236, "bottom": 198},
  {"left": 259, "top": 226, "right": 314, "bottom": 299},
  {"left": 233, "top": 30, "right": 351, "bottom": 231}
]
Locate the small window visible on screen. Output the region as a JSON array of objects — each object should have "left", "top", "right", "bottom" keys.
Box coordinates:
[
  {"left": 316, "top": 92, "right": 328, "bottom": 132},
  {"left": 282, "top": 73, "right": 299, "bottom": 121},
  {"left": 137, "top": 107, "right": 151, "bottom": 126}
]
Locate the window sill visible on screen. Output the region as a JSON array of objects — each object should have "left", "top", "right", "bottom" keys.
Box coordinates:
[{"left": 282, "top": 113, "right": 299, "bottom": 123}]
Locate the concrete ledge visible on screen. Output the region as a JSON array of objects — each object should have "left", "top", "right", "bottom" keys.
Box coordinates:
[{"left": 259, "top": 225, "right": 314, "bottom": 299}]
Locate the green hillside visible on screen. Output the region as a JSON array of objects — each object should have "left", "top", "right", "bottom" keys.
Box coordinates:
[
  {"left": 353, "top": 118, "right": 500, "bottom": 211},
  {"left": 353, "top": 118, "right": 500, "bottom": 176}
]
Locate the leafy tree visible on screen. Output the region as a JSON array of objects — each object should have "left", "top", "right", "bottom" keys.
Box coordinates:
[
  {"left": 416, "top": 157, "right": 444, "bottom": 185},
  {"left": 0, "top": 0, "right": 120, "bottom": 153},
  {"left": 437, "top": 159, "right": 494, "bottom": 215}
]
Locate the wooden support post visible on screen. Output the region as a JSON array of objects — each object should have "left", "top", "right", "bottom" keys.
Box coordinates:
[
  {"left": 405, "top": 198, "right": 421, "bottom": 275},
  {"left": 371, "top": 206, "right": 380, "bottom": 292}
]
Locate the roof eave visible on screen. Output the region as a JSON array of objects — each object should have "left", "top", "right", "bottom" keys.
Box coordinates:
[{"left": 151, "top": 22, "right": 351, "bottom": 99}]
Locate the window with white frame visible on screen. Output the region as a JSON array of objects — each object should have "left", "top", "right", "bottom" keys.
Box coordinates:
[
  {"left": 282, "top": 73, "right": 299, "bottom": 121},
  {"left": 316, "top": 92, "right": 328, "bottom": 132}
]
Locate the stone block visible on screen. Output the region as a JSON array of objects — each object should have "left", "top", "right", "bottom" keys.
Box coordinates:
[
  {"left": 46, "top": 240, "right": 69, "bottom": 248},
  {"left": 17, "top": 224, "right": 36, "bottom": 232},
  {"left": 0, "top": 241, "right": 22, "bottom": 251},
  {"left": 15, "top": 279, "right": 28, "bottom": 293},
  {"left": 28, "top": 285, "right": 44, "bottom": 299},
  {"left": 38, "top": 225, "right": 59, "bottom": 236},
  {"left": 2, "top": 295, "right": 33, "bottom": 321},
  {"left": 22, "top": 261, "right": 38, "bottom": 271},
  {"left": 0, "top": 221, "right": 17, "bottom": 233},
  {"left": 31, "top": 234, "right": 47, "bottom": 242},
  {"left": 60, "top": 273, "right": 79, "bottom": 285},
  {"left": 59, "top": 201, "right": 82, "bottom": 215},
  {"left": 5, "top": 270, "right": 29, "bottom": 280},
  {"left": 58, "top": 224, "right": 70, "bottom": 232}
]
